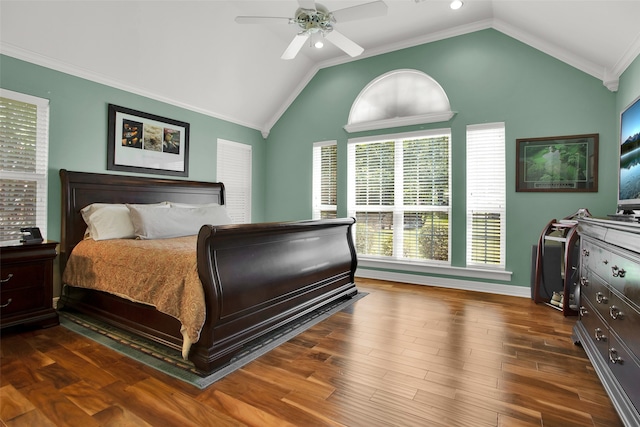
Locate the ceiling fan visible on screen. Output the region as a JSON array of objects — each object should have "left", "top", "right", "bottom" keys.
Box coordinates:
[{"left": 235, "top": 0, "right": 388, "bottom": 60}]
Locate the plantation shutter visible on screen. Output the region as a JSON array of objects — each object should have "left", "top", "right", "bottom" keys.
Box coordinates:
[
  {"left": 402, "top": 136, "right": 450, "bottom": 206},
  {"left": 217, "top": 139, "right": 251, "bottom": 224},
  {"left": 348, "top": 140, "right": 395, "bottom": 256},
  {"left": 0, "top": 89, "right": 50, "bottom": 242},
  {"left": 466, "top": 122, "right": 506, "bottom": 267},
  {"left": 312, "top": 141, "right": 337, "bottom": 219},
  {"left": 353, "top": 140, "right": 395, "bottom": 207},
  {"left": 402, "top": 136, "right": 450, "bottom": 260}
]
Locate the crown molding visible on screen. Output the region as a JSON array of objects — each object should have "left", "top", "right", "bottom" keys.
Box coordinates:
[
  {"left": 0, "top": 43, "right": 266, "bottom": 134},
  {"left": 610, "top": 31, "right": 640, "bottom": 81},
  {"left": 5, "top": 10, "right": 635, "bottom": 139},
  {"left": 262, "top": 20, "right": 492, "bottom": 136},
  {"left": 262, "top": 64, "right": 319, "bottom": 138},
  {"left": 491, "top": 18, "right": 622, "bottom": 92}
]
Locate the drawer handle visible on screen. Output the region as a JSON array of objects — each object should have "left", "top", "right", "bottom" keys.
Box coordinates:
[
  {"left": 0, "top": 298, "right": 12, "bottom": 308},
  {"left": 579, "top": 306, "right": 588, "bottom": 317},
  {"left": 609, "top": 306, "right": 624, "bottom": 320},
  {"left": 0, "top": 273, "right": 14, "bottom": 284},
  {"left": 582, "top": 249, "right": 590, "bottom": 257},
  {"left": 611, "top": 266, "right": 626, "bottom": 278},
  {"left": 594, "top": 328, "right": 606, "bottom": 342},
  {"left": 595, "top": 292, "right": 608, "bottom": 304},
  {"left": 609, "top": 348, "right": 623, "bottom": 364},
  {"left": 580, "top": 277, "right": 589, "bottom": 287}
]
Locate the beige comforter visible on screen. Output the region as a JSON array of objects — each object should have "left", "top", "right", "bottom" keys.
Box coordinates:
[{"left": 62, "top": 236, "right": 205, "bottom": 359}]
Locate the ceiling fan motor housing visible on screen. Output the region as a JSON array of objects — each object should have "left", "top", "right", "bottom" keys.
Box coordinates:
[{"left": 295, "top": 4, "right": 334, "bottom": 33}]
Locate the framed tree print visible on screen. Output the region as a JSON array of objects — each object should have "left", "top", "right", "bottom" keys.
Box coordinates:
[{"left": 516, "top": 134, "right": 598, "bottom": 192}]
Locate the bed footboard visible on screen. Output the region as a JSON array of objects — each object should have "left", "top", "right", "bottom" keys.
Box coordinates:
[{"left": 191, "top": 218, "right": 358, "bottom": 372}]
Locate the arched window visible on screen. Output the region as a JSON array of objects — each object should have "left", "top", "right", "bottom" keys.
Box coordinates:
[{"left": 344, "top": 69, "right": 454, "bottom": 133}]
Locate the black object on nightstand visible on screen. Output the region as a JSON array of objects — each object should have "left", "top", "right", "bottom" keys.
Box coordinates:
[{"left": 0, "top": 240, "right": 59, "bottom": 330}]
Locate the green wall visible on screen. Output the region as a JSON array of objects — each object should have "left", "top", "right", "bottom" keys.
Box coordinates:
[
  {"left": 265, "top": 29, "right": 626, "bottom": 289},
  {"left": 618, "top": 54, "right": 640, "bottom": 126},
  {"left": 0, "top": 55, "right": 267, "bottom": 243},
  {"left": 2, "top": 27, "right": 638, "bottom": 293}
]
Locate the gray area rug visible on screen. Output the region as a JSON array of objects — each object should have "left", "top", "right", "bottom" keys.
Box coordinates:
[{"left": 59, "top": 292, "right": 366, "bottom": 389}]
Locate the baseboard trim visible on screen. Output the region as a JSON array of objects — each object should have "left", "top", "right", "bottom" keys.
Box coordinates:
[{"left": 355, "top": 268, "right": 530, "bottom": 298}]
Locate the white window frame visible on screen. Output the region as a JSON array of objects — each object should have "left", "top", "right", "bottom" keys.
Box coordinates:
[
  {"left": 347, "top": 128, "right": 451, "bottom": 265},
  {"left": 0, "top": 89, "right": 50, "bottom": 241},
  {"left": 466, "top": 122, "right": 506, "bottom": 269},
  {"left": 216, "top": 139, "right": 251, "bottom": 224},
  {"left": 312, "top": 140, "right": 337, "bottom": 220}
]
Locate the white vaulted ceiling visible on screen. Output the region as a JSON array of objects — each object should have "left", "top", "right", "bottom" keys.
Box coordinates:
[{"left": 1, "top": 1, "right": 639, "bottom": 137}]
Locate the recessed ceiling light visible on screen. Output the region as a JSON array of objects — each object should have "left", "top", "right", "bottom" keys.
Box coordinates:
[
  {"left": 450, "top": 0, "right": 463, "bottom": 10},
  {"left": 315, "top": 40, "right": 324, "bottom": 49}
]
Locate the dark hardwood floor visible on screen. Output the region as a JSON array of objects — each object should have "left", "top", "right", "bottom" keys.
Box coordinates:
[{"left": 1, "top": 278, "right": 623, "bottom": 426}]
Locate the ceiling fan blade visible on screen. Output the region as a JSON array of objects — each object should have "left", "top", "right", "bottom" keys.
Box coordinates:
[
  {"left": 281, "top": 33, "right": 309, "bottom": 60},
  {"left": 297, "top": 0, "right": 316, "bottom": 10},
  {"left": 331, "top": 0, "right": 387, "bottom": 23},
  {"left": 325, "top": 30, "right": 364, "bottom": 57},
  {"left": 235, "top": 16, "right": 291, "bottom": 24}
]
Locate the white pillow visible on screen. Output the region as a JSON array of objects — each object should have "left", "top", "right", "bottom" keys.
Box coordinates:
[
  {"left": 81, "top": 202, "right": 169, "bottom": 240},
  {"left": 128, "top": 205, "right": 233, "bottom": 239}
]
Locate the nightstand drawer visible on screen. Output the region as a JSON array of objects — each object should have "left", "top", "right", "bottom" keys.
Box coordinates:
[
  {"left": 0, "top": 241, "right": 58, "bottom": 330},
  {"left": 1, "top": 262, "right": 46, "bottom": 291},
  {"left": 0, "top": 286, "right": 46, "bottom": 316}
]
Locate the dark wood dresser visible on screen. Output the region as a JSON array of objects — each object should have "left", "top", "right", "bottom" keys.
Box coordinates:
[
  {"left": 0, "top": 240, "right": 59, "bottom": 330},
  {"left": 574, "top": 218, "right": 640, "bottom": 426}
]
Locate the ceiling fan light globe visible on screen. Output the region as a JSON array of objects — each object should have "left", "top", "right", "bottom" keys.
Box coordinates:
[{"left": 450, "top": 0, "right": 463, "bottom": 10}]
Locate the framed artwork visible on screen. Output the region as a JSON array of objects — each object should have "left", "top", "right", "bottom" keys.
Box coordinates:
[
  {"left": 516, "top": 133, "right": 598, "bottom": 192},
  {"left": 107, "top": 104, "right": 189, "bottom": 177}
]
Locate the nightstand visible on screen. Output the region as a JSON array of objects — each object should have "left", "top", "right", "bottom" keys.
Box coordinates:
[{"left": 0, "top": 240, "right": 59, "bottom": 330}]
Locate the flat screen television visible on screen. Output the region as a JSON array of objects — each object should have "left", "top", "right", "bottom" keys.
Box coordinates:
[{"left": 618, "top": 94, "right": 640, "bottom": 213}]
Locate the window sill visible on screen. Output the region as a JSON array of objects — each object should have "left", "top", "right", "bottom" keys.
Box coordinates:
[
  {"left": 344, "top": 111, "right": 455, "bottom": 133},
  {"left": 356, "top": 257, "right": 513, "bottom": 282}
]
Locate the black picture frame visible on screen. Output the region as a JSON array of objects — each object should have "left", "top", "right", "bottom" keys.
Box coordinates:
[
  {"left": 516, "top": 133, "right": 598, "bottom": 192},
  {"left": 107, "top": 104, "right": 189, "bottom": 177}
]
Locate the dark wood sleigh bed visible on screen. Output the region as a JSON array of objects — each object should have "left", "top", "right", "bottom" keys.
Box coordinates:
[{"left": 58, "top": 169, "right": 358, "bottom": 373}]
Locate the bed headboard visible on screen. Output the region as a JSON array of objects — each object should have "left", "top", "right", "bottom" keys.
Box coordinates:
[{"left": 59, "top": 169, "right": 225, "bottom": 268}]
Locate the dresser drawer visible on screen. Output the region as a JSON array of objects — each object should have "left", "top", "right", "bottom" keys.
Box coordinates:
[
  {"left": 580, "top": 299, "right": 610, "bottom": 361},
  {"left": 581, "top": 268, "right": 612, "bottom": 321},
  {"left": 608, "top": 330, "right": 640, "bottom": 412},
  {"left": 0, "top": 261, "right": 46, "bottom": 291},
  {"left": 608, "top": 290, "right": 640, "bottom": 359},
  {"left": 576, "top": 219, "right": 640, "bottom": 426},
  {"left": 0, "top": 286, "right": 46, "bottom": 316},
  {"left": 582, "top": 237, "right": 640, "bottom": 311}
]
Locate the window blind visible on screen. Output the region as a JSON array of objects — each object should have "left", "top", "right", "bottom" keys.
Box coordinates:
[
  {"left": 0, "top": 89, "right": 50, "bottom": 242},
  {"left": 348, "top": 130, "right": 450, "bottom": 262},
  {"left": 217, "top": 139, "right": 252, "bottom": 224},
  {"left": 466, "top": 122, "right": 506, "bottom": 268},
  {"left": 312, "top": 141, "right": 337, "bottom": 219}
]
